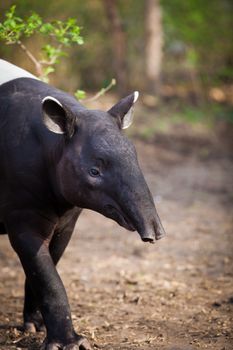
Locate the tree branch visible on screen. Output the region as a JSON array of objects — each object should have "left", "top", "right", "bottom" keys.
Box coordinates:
[
  {"left": 17, "top": 40, "right": 43, "bottom": 77},
  {"left": 84, "top": 79, "right": 116, "bottom": 102}
]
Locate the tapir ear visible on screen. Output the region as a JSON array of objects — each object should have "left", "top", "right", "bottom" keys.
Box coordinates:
[
  {"left": 108, "top": 91, "right": 139, "bottom": 129},
  {"left": 42, "top": 96, "right": 76, "bottom": 138}
]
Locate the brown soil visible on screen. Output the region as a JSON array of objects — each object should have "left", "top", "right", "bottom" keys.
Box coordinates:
[{"left": 0, "top": 114, "right": 232, "bottom": 350}]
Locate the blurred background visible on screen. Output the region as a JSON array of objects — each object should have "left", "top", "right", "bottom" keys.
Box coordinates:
[
  {"left": 1, "top": 0, "right": 233, "bottom": 108},
  {"left": 0, "top": 1, "right": 232, "bottom": 349},
  {"left": 1, "top": 0, "right": 233, "bottom": 150}
]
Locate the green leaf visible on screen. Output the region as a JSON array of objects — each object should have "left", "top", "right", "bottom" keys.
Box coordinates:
[
  {"left": 74, "top": 90, "right": 86, "bottom": 100},
  {"left": 43, "top": 66, "right": 55, "bottom": 76}
]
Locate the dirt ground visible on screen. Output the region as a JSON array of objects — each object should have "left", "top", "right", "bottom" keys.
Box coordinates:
[{"left": 0, "top": 109, "right": 232, "bottom": 350}]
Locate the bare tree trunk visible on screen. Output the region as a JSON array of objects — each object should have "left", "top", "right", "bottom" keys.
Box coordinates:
[
  {"left": 103, "top": 0, "right": 128, "bottom": 96},
  {"left": 145, "top": 0, "right": 163, "bottom": 95}
]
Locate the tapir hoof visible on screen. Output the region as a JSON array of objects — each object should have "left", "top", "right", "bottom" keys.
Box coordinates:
[
  {"left": 24, "top": 320, "right": 46, "bottom": 333},
  {"left": 24, "top": 309, "right": 45, "bottom": 333},
  {"left": 42, "top": 336, "right": 92, "bottom": 350}
]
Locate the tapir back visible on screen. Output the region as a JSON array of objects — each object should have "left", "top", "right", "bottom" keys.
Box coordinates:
[
  {"left": 0, "top": 76, "right": 86, "bottom": 221},
  {"left": 0, "top": 78, "right": 58, "bottom": 219}
]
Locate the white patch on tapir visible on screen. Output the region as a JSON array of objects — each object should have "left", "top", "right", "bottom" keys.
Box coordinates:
[
  {"left": 42, "top": 96, "right": 65, "bottom": 134},
  {"left": 0, "top": 59, "right": 38, "bottom": 85},
  {"left": 122, "top": 91, "right": 139, "bottom": 129},
  {"left": 133, "top": 91, "right": 139, "bottom": 103}
]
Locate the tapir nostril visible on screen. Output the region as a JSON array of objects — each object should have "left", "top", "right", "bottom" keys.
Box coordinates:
[{"left": 141, "top": 237, "right": 155, "bottom": 244}]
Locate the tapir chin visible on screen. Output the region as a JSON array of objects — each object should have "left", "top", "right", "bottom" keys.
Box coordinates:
[{"left": 0, "top": 59, "right": 165, "bottom": 350}]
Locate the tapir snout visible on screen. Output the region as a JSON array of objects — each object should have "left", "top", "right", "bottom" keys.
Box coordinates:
[
  {"left": 101, "top": 153, "right": 165, "bottom": 244},
  {"left": 140, "top": 214, "right": 165, "bottom": 243},
  {"left": 122, "top": 190, "right": 165, "bottom": 244}
]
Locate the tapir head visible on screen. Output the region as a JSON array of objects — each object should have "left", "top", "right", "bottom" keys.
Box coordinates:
[{"left": 42, "top": 92, "right": 165, "bottom": 243}]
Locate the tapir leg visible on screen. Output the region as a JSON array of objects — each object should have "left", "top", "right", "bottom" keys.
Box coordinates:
[
  {"left": 49, "top": 207, "right": 82, "bottom": 265},
  {"left": 23, "top": 280, "right": 45, "bottom": 332},
  {"left": 6, "top": 209, "right": 92, "bottom": 350},
  {"left": 23, "top": 208, "right": 82, "bottom": 333}
]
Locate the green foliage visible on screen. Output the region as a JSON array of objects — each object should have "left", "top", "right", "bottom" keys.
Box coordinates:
[
  {"left": 74, "top": 90, "right": 86, "bottom": 100},
  {"left": 0, "top": 5, "right": 42, "bottom": 43},
  {"left": 0, "top": 4, "right": 116, "bottom": 100},
  {"left": 39, "top": 18, "right": 84, "bottom": 46},
  {"left": 0, "top": 5, "right": 83, "bottom": 81},
  {"left": 0, "top": 0, "right": 232, "bottom": 113}
]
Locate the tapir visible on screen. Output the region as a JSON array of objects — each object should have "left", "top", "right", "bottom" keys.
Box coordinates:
[{"left": 0, "top": 59, "right": 165, "bottom": 350}]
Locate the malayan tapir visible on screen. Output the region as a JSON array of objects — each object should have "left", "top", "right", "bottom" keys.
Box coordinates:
[{"left": 0, "top": 59, "right": 165, "bottom": 350}]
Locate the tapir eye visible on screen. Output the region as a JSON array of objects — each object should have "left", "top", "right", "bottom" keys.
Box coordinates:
[{"left": 89, "top": 168, "right": 100, "bottom": 177}]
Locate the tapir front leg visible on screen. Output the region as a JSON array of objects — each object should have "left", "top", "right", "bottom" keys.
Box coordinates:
[
  {"left": 23, "top": 208, "right": 82, "bottom": 333},
  {"left": 23, "top": 280, "right": 45, "bottom": 332},
  {"left": 6, "top": 210, "right": 92, "bottom": 350}
]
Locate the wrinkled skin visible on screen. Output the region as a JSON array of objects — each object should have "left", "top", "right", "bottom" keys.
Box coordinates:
[{"left": 0, "top": 77, "right": 165, "bottom": 349}]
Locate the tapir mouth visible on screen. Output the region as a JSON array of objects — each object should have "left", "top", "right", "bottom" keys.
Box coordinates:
[
  {"left": 104, "top": 204, "right": 165, "bottom": 244},
  {"left": 104, "top": 204, "right": 136, "bottom": 232}
]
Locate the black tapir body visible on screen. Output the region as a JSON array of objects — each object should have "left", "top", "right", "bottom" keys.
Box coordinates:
[{"left": 0, "top": 60, "right": 165, "bottom": 350}]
